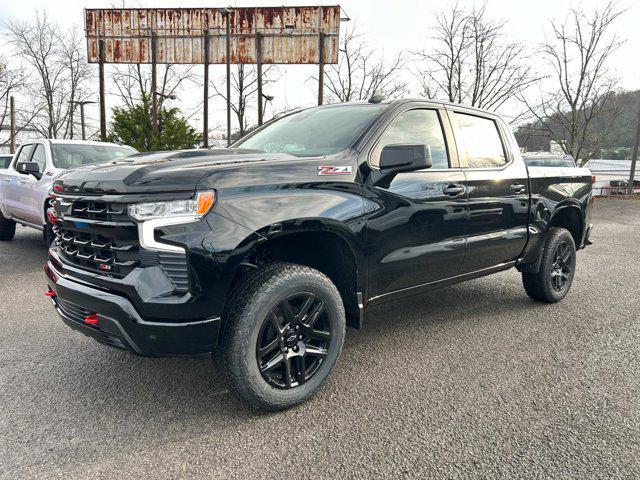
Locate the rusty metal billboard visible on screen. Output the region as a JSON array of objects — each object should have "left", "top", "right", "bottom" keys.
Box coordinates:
[{"left": 85, "top": 6, "right": 340, "bottom": 65}]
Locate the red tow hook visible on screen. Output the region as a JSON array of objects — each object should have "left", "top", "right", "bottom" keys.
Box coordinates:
[
  {"left": 84, "top": 314, "right": 99, "bottom": 326},
  {"left": 45, "top": 290, "right": 56, "bottom": 298}
]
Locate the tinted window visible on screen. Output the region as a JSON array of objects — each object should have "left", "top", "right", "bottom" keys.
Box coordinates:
[
  {"left": 235, "top": 104, "right": 386, "bottom": 157},
  {"left": 30, "top": 144, "right": 47, "bottom": 172},
  {"left": 51, "top": 144, "right": 137, "bottom": 169},
  {"left": 0, "top": 155, "right": 12, "bottom": 168},
  {"left": 453, "top": 113, "right": 506, "bottom": 168},
  {"left": 524, "top": 156, "right": 575, "bottom": 167},
  {"left": 371, "top": 109, "right": 449, "bottom": 169}
]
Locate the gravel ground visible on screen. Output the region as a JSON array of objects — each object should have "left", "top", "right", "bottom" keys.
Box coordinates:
[{"left": 0, "top": 199, "right": 639, "bottom": 479}]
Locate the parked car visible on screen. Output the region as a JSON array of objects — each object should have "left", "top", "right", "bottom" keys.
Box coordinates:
[
  {"left": 523, "top": 153, "right": 576, "bottom": 168},
  {"left": 0, "top": 139, "right": 137, "bottom": 243},
  {"left": 45, "top": 99, "right": 594, "bottom": 410},
  {"left": 0, "top": 153, "right": 13, "bottom": 170}
]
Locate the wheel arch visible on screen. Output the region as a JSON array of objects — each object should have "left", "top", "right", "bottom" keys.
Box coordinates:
[
  {"left": 221, "top": 220, "right": 365, "bottom": 330},
  {"left": 549, "top": 203, "right": 584, "bottom": 248}
]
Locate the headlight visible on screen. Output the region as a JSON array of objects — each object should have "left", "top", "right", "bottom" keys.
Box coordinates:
[{"left": 128, "top": 191, "right": 216, "bottom": 222}]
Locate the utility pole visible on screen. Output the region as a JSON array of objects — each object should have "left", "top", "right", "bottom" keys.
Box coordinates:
[
  {"left": 72, "top": 101, "right": 96, "bottom": 141},
  {"left": 9, "top": 96, "right": 16, "bottom": 154},
  {"left": 627, "top": 99, "right": 640, "bottom": 195}
]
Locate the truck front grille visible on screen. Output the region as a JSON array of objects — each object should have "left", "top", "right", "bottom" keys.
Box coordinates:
[{"left": 53, "top": 196, "right": 190, "bottom": 293}]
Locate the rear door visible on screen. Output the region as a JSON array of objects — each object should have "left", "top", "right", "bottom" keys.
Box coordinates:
[
  {"left": 364, "top": 104, "right": 468, "bottom": 301},
  {"left": 447, "top": 108, "right": 529, "bottom": 273}
]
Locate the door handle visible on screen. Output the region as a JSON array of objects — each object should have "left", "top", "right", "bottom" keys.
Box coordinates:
[
  {"left": 3, "top": 178, "right": 10, "bottom": 183},
  {"left": 510, "top": 183, "right": 526, "bottom": 193},
  {"left": 443, "top": 185, "right": 465, "bottom": 196}
]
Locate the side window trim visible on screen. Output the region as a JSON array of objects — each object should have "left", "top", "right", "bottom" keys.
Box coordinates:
[
  {"left": 367, "top": 106, "right": 454, "bottom": 171},
  {"left": 447, "top": 108, "right": 513, "bottom": 171}
]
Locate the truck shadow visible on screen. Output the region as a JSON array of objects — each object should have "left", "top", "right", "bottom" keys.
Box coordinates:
[{"left": 51, "top": 270, "right": 545, "bottom": 423}]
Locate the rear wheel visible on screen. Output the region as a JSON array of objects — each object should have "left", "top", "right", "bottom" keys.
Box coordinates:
[
  {"left": 217, "top": 262, "right": 345, "bottom": 411},
  {"left": 522, "top": 227, "right": 576, "bottom": 303},
  {"left": 0, "top": 211, "right": 16, "bottom": 241}
]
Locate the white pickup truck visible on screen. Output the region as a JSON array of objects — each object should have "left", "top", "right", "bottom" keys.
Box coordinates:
[{"left": 0, "top": 139, "right": 136, "bottom": 242}]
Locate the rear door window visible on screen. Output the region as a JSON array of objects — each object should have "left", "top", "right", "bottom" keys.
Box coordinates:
[{"left": 452, "top": 113, "right": 507, "bottom": 169}]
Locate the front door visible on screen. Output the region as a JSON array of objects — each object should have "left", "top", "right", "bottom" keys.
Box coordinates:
[
  {"left": 364, "top": 107, "right": 468, "bottom": 300},
  {"left": 448, "top": 109, "right": 529, "bottom": 273},
  {"left": 3, "top": 143, "right": 34, "bottom": 221}
]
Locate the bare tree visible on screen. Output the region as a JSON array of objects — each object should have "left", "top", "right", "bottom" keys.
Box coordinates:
[
  {"left": 110, "top": 64, "right": 195, "bottom": 110},
  {"left": 211, "top": 63, "right": 279, "bottom": 138},
  {"left": 321, "top": 25, "right": 407, "bottom": 102},
  {"left": 414, "top": 3, "right": 539, "bottom": 112},
  {"left": 521, "top": 2, "right": 625, "bottom": 164},
  {"left": 2, "top": 13, "right": 91, "bottom": 139}
]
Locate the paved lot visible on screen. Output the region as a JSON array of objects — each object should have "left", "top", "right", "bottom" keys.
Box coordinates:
[{"left": 1, "top": 199, "right": 639, "bottom": 479}]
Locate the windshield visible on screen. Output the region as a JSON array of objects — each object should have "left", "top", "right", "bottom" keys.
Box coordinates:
[
  {"left": 235, "top": 104, "right": 387, "bottom": 157},
  {"left": 51, "top": 144, "right": 137, "bottom": 169}
]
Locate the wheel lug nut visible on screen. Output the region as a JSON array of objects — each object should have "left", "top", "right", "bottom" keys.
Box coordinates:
[
  {"left": 295, "top": 325, "right": 300, "bottom": 330},
  {"left": 298, "top": 335, "right": 303, "bottom": 340},
  {"left": 286, "top": 325, "right": 291, "bottom": 331},
  {"left": 283, "top": 347, "right": 288, "bottom": 353},
  {"left": 293, "top": 346, "right": 298, "bottom": 352}
]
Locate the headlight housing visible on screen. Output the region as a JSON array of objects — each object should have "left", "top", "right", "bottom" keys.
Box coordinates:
[{"left": 128, "top": 191, "right": 216, "bottom": 222}]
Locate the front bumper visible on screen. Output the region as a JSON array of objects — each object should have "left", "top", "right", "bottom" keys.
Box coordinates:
[{"left": 45, "top": 261, "right": 220, "bottom": 356}]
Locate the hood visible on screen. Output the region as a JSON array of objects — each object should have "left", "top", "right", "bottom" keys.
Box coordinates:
[{"left": 55, "top": 149, "right": 302, "bottom": 195}]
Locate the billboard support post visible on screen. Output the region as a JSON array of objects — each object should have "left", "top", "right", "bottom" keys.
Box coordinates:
[
  {"left": 224, "top": 11, "right": 232, "bottom": 146},
  {"left": 151, "top": 30, "right": 158, "bottom": 139},
  {"left": 318, "top": 32, "right": 325, "bottom": 106},
  {"left": 203, "top": 29, "right": 210, "bottom": 148},
  {"left": 98, "top": 38, "right": 106, "bottom": 141},
  {"left": 256, "top": 32, "right": 263, "bottom": 126}
]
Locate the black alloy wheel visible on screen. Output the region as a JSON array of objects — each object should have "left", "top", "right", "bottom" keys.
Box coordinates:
[
  {"left": 550, "top": 240, "right": 572, "bottom": 291},
  {"left": 522, "top": 227, "right": 576, "bottom": 303},
  {"left": 257, "top": 292, "right": 332, "bottom": 389}
]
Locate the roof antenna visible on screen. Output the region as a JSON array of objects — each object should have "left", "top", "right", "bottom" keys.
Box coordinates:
[{"left": 368, "top": 92, "right": 385, "bottom": 104}]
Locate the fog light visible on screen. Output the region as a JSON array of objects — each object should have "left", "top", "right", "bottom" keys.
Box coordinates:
[{"left": 84, "top": 314, "right": 99, "bottom": 325}]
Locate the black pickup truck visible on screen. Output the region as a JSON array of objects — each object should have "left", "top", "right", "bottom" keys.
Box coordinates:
[{"left": 45, "top": 99, "right": 593, "bottom": 410}]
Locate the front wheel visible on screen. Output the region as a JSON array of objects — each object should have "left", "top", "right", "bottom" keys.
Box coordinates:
[
  {"left": 217, "top": 262, "right": 346, "bottom": 411},
  {"left": 522, "top": 227, "right": 576, "bottom": 303},
  {"left": 0, "top": 210, "right": 16, "bottom": 241}
]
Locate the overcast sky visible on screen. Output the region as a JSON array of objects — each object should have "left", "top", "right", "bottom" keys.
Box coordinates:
[{"left": 1, "top": 0, "right": 638, "bottom": 137}]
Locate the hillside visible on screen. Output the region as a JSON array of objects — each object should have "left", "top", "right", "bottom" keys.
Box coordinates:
[{"left": 515, "top": 90, "right": 640, "bottom": 159}]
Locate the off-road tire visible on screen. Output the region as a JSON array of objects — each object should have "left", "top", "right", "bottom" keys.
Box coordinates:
[
  {"left": 522, "top": 227, "right": 576, "bottom": 303},
  {"left": 0, "top": 211, "right": 16, "bottom": 241},
  {"left": 216, "top": 262, "right": 346, "bottom": 411}
]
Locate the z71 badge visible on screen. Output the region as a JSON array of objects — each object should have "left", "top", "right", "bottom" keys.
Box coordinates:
[{"left": 317, "top": 165, "right": 352, "bottom": 176}]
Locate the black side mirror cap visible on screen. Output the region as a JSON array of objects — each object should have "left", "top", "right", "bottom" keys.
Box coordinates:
[
  {"left": 16, "top": 161, "right": 42, "bottom": 180},
  {"left": 379, "top": 144, "right": 432, "bottom": 174}
]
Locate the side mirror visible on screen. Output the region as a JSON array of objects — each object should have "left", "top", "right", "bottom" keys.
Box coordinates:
[
  {"left": 16, "top": 161, "right": 42, "bottom": 180},
  {"left": 379, "top": 144, "right": 432, "bottom": 174}
]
